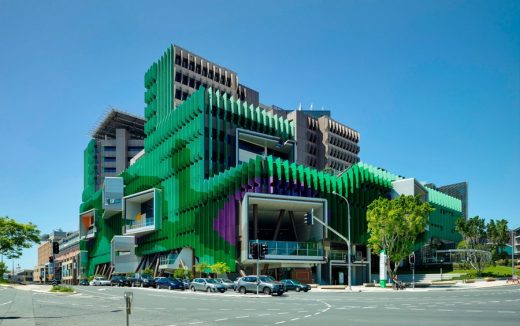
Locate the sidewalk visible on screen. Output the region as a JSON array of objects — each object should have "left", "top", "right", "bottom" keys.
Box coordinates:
[{"left": 310, "top": 279, "right": 514, "bottom": 292}]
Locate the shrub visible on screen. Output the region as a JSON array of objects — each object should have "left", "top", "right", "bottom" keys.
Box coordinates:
[{"left": 50, "top": 285, "right": 74, "bottom": 293}]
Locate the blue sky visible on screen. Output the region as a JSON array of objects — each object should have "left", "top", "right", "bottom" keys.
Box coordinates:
[{"left": 0, "top": 0, "right": 518, "bottom": 269}]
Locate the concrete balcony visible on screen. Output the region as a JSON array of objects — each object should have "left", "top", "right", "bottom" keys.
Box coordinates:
[
  {"left": 123, "top": 188, "right": 162, "bottom": 236},
  {"left": 79, "top": 209, "right": 96, "bottom": 240}
]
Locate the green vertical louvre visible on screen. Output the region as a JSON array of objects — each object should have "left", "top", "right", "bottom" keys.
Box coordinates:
[{"left": 82, "top": 140, "right": 97, "bottom": 202}]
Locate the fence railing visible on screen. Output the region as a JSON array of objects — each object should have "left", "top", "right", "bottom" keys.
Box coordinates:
[
  {"left": 249, "top": 240, "right": 323, "bottom": 257},
  {"left": 127, "top": 217, "right": 154, "bottom": 230}
]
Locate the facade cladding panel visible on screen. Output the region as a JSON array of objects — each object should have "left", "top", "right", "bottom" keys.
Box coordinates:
[{"left": 79, "top": 45, "right": 464, "bottom": 279}]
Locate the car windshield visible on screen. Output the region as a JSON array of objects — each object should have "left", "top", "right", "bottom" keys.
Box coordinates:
[
  {"left": 206, "top": 279, "right": 217, "bottom": 284},
  {"left": 141, "top": 274, "right": 153, "bottom": 279}
]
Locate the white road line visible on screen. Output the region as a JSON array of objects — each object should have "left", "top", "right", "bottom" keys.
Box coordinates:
[
  {"left": 385, "top": 307, "right": 400, "bottom": 310},
  {"left": 410, "top": 308, "right": 425, "bottom": 311},
  {"left": 497, "top": 311, "right": 515, "bottom": 314},
  {"left": 438, "top": 309, "right": 454, "bottom": 312},
  {"left": 465, "top": 310, "right": 482, "bottom": 313},
  {"left": 278, "top": 312, "right": 290, "bottom": 315},
  {"left": 0, "top": 301, "right": 12, "bottom": 305},
  {"left": 258, "top": 314, "right": 271, "bottom": 317},
  {"left": 188, "top": 322, "right": 203, "bottom": 325},
  {"left": 274, "top": 322, "right": 286, "bottom": 325},
  {"left": 304, "top": 315, "right": 312, "bottom": 318},
  {"left": 314, "top": 312, "right": 320, "bottom": 315},
  {"left": 215, "top": 318, "right": 228, "bottom": 321},
  {"left": 290, "top": 318, "right": 300, "bottom": 321},
  {"left": 236, "top": 316, "right": 249, "bottom": 319},
  {"left": 219, "top": 308, "right": 232, "bottom": 310}
]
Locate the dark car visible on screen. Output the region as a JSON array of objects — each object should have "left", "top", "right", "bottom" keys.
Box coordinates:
[
  {"left": 156, "top": 277, "right": 184, "bottom": 290},
  {"left": 110, "top": 275, "right": 130, "bottom": 287},
  {"left": 128, "top": 273, "right": 157, "bottom": 288},
  {"left": 281, "top": 279, "right": 311, "bottom": 292},
  {"left": 175, "top": 278, "right": 191, "bottom": 289},
  {"left": 79, "top": 279, "right": 89, "bottom": 286}
]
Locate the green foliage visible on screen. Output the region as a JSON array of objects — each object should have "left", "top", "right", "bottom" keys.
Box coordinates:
[
  {"left": 210, "top": 262, "right": 231, "bottom": 276},
  {"left": 0, "top": 262, "right": 7, "bottom": 278},
  {"left": 142, "top": 268, "right": 154, "bottom": 275},
  {"left": 487, "top": 219, "right": 509, "bottom": 255},
  {"left": 50, "top": 285, "right": 74, "bottom": 293},
  {"left": 173, "top": 268, "right": 190, "bottom": 278},
  {"left": 456, "top": 216, "right": 492, "bottom": 275},
  {"left": 194, "top": 263, "right": 209, "bottom": 277},
  {"left": 367, "top": 195, "right": 433, "bottom": 276},
  {"left": 0, "top": 216, "right": 40, "bottom": 259}
]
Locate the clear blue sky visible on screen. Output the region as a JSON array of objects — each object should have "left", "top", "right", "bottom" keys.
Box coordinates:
[{"left": 0, "top": 0, "right": 518, "bottom": 269}]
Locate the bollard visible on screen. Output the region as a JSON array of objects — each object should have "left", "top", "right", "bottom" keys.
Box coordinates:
[{"left": 124, "top": 292, "right": 133, "bottom": 326}]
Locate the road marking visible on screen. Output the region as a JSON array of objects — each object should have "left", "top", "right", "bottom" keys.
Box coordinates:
[
  {"left": 215, "top": 318, "right": 228, "bottom": 321},
  {"left": 497, "top": 311, "right": 515, "bottom": 314},
  {"left": 258, "top": 314, "right": 271, "bottom": 317},
  {"left": 362, "top": 306, "right": 376, "bottom": 309},
  {"left": 488, "top": 300, "right": 500, "bottom": 303},
  {"left": 438, "top": 309, "right": 453, "bottom": 312},
  {"left": 385, "top": 307, "right": 400, "bottom": 310},
  {"left": 219, "top": 308, "right": 232, "bottom": 310},
  {"left": 188, "top": 322, "right": 203, "bottom": 325},
  {"left": 278, "top": 312, "right": 290, "bottom": 315},
  {"left": 236, "top": 316, "right": 249, "bottom": 319},
  {"left": 297, "top": 310, "right": 308, "bottom": 313},
  {"left": 410, "top": 308, "right": 425, "bottom": 311},
  {"left": 314, "top": 312, "right": 320, "bottom": 315},
  {"left": 465, "top": 310, "right": 482, "bottom": 313},
  {"left": 290, "top": 318, "right": 300, "bottom": 321},
  {"left": 268, "top": 308, "right": 281, "bottom": 310},
  {"left": 243, "top": 308, "right": 256, "bottom": 311},
  {"left": 274, "top": 322, "right": 286, "bottom": 325},
  {"left": 304, "top": 315, "right": 312, "bottom": 318}
]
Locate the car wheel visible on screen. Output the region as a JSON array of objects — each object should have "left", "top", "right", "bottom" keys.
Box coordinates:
[
  {"left": 206, "top": 287, "right": 212, "bottom": 293},
  {"left": 295, "top": 287, "right": 301, "bottom": 292},
  {"left": 191, "top": 286, "right": 196, "bottom": 292},
  {"left": 263, "top": 287, "right": 272, "bottom": 295},
  {"left": 239, "top": 287, "right": 247, "bottom": 294},
  {"left": 304, "top": 289, "right": 308, "bottom": 292}
]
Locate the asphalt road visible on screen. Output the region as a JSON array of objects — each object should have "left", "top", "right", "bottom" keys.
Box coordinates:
[{"left": 0, "top": 285, "right": 519, "bottom": 325}]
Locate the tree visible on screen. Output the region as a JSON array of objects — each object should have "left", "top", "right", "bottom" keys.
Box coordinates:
[
  {"left": 194, "top": 262, "right": 209, "bottom": 277},
  {"left": 0, "top": 216, "right": 40, "bottom": 259},
  {"left": 487, "top": 219, "right": 509, "bottom": 257},
  {"left": 455, "top": 216, "right": 491, "bottom": 275},
  {"left": 210, "top": 262, "right": 231, "bottom": 277},
  {"left": 0, "top": 261, "right": 7, "bottom": 279},
  {"left": 367, "top": 195, "right": 433, "bottom": 278}
]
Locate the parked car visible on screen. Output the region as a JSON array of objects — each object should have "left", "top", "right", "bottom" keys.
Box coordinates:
[
  {"left": 79, "top": 279, "right": 89, "bottom": 286},
  {"left": 91, "top": 276, "right": 111, "bottom": 286},
  {"left": 110, "top": 275, "right": 130, "bottom": 287},
  {"left": 236, "top": 275, "right": 284, "bottom": 295},
  {"left": 175, "top": 278, "right": 191, "bottom": 289},
  {"left": 128, "top": 273, "right": 156, "bottom": 288},
  {"left": 215, "top": 278, "right": 234, "bottom": 290},
  {"left": 233, "top": 277, "right": 243, "bottom": 290},
  {"left": 156, "top": 277, "right": 184, "bottom": 290},
  {"left": 281, "top": 279, "right": 311, "bottom": 292},
  {"left": 190, "top": 278, "right": 226, "bottom": 293}
]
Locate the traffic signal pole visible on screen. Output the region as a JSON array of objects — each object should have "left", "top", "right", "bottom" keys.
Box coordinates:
[
  {"left": 306, "top": 209, "right": 352, "bottom": 291},
  {"left": 256, "top": 239, "right": 260, "bottom": 296}
]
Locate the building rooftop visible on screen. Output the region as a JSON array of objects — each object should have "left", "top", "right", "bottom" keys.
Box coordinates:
[{"left": 91, "top": 108, "right": 146, "bottom": 140}]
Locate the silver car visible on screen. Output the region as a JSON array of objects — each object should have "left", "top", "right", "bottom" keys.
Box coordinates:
[
  {"left": 236, "top": 275, "right": 284, "bottom": 295},
  {"left": 215, "top": 278, "right": 234, "bottom": 290},
  {"left": 190, "top": 278, "right": 226, "bottom": 293}
]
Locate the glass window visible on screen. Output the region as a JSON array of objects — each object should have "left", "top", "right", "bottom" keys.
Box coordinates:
[
  {"left": 104, "top": 167, "right": 116, "bottom": 173},
  {"left": 104, "top": 146, "right": 116, "bottom": 152},
  {"left": 104, "top": 157, "right": 116, "bottom": 162}
]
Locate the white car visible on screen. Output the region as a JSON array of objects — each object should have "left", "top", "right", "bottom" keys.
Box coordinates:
[{"left": 91, "top": 277, "right": 111, "bottom": 286}]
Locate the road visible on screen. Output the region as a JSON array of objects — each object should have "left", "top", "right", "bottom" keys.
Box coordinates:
[{"left": 0, "top": 284, "right": 519, "bottom": 325}]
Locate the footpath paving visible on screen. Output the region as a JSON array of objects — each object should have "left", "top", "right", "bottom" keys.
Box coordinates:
[{"left": 310, "top": 279, "right": 514, "bottom": 292}]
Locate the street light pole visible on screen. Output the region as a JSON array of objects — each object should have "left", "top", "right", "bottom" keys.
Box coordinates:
[
  {"left": 512, "top": 230, "right": 515, "bottom": 279},
  {"left": 332, "top": 191, "right": 352, "bottom": 291}
]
